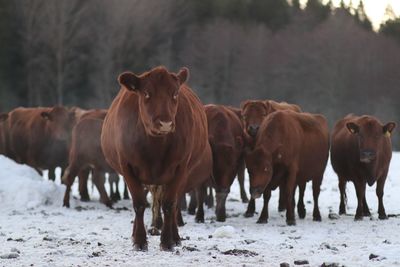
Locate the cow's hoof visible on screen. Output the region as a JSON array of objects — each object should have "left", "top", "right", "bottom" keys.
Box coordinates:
[
  {"left": 256, "top": 218, "right": 268, "bottom": 224},
  {"left": 195, "top": 217, "right": 204, "bottom": 223},
  {"left": 133, "top": 243, "right": 148, "bottom": 251},
  {"left": 286, "top": 219, "right": 296, "bottom": 226},
  {"left": 313, "top": 216, "right": 322, "bottom": 222},
  {"left": 244, "top": 212, "right": 254, "bottom": 218},
  {"left": 378, "top": 214, "right": 388, "bottom": 220},
  {"left": 148, "top": 227, "right": 161, "bottom": 236},
  {"left": 354, "top": 215, "right": 363, "bottom": 221},
  {"left": 160, "top": 243, "right": 174, "bottom": 252}
]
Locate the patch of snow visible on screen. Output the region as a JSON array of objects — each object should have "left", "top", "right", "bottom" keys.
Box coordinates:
[
  {"left": 0, "top": 153, "right": 400, "bottom": 266},
  {"left": 213, "top": 225, "right": 238, "bottom": 239}
]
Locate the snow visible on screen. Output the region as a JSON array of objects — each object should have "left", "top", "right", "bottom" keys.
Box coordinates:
[{"left": 0, "top": 153, "right": 400, "bottom": 266}]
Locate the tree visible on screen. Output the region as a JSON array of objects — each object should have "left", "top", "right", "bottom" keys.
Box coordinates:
[{"left": 354, "top": 0, "right": 372, "bottom": 31}]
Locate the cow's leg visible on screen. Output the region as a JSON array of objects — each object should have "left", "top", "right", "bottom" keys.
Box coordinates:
[
  {"left": 206, "top": 186, "right": 214, "bottom": 209},
  {"left": 48, "top": 167, "right": 56, "bottom": 181},
  {"left": 188, "top": 190, "right": 197, "bottom": 215},
  {"left": 62, "top": 166, "right": 79, "bottom": 208},
  {"left": 286, "top": 168, "right": 297, "bottom": 226},
  {"left": 92, "top": 170, "right": 112, "bottom": 208},
  {"left": 195, "top": 184, "right": 206, "bottom": 223},
  {"left": 244, "top": 198, "right": 256, "bottom": 217},
  {"left": 124, "top": 172, "right": 147, "bottom": 251},
  {"left": 176, "top": 207, "right": 185, "bottom": 227},
  {"left": 362, "top": 196, "right": 371, "bottom": 217},
  {"left": 215, "top": 188, "right": 229, "bottom": 222},
  {"left": 237, "top": 158, "right": 249, "bottom": 203},
  {"left": 338, "top": 177, "right": 347, "bottom": 215},
  {"left": 149, "top": 186, "right": 163, "bottom": 236},
  {"left": 180, "top": 194, "right": 187, "bottom": 211},
  {"left": 109, "top": 173, "right": 121, "bottom": 202},
  {"left": 354, "top": 179, "right": 366, "bottom": 221},
  {"left": 297, "top": 183, "right": 306, "bottom": 219},
  {"left": 257, "top": 189, "right": 271, "bottom": 224},
  {"left": 312, "top": 178, "right": 322, "bottom": 221},
  {"left": 278, "top": 182, "right": 287, "bottom": 212},
  {"left": 123, "top": 182, "right": 130, "bottom": 199},
  {"left": 377, "top": 175, "right": 388, "bottom": 220},
  {"left": 78, "top": 168, "right": 90, "bottom": 202},
  {"left": 161, "top": 179, "right": 183, "bottom": 251}
]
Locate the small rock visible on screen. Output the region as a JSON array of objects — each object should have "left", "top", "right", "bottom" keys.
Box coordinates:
[
  {"left": 321, "top": 263, "right": 341, "bottom": 267},
  {"left": 208, "top": 235, "right": 213, "bottom": 239},
  {"left": 328, "top": 213, "right": 340, "bottom": 220},
  {"left": 183, "top": 246, "right": 200, "bottom": 252},
  {"left": 294, "top": 260, "right": 309, "bottom": 265},
  {"left": 92, "top": 251, "right": 101, "bottom": 257},
  {"left": 43, "top": 236, "right": 53, "bottom": 241},
  {"left": 222, "top": 249, "right": 258, "bottom": 257},
  {"left": 280, "top": 263, "right": 290, "bottom": 267},
  {"left": 244, "top": 239, "right": 256, "bottom": 244},
  {"left": 10, "top": 248, "right": 20, "bottom": 254},
  {"left": 369, "top": 254, "right": 379, "bottom": 260},
  {"left": 383, "top": 240, "right": 391, "bottom": 244},
  {"left": 0, "top": 253, "right": 20, "bottom": 259},
  {"left": 102, "top": 227, "right": 109, "bottom": 231},
  {"left": 98, "top": 242, "right": 103, "bottom": 246}
]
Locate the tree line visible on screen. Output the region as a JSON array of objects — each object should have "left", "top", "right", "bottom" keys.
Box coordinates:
[{"left": 1, "top": 0, "right": 400, "bottom": 147}]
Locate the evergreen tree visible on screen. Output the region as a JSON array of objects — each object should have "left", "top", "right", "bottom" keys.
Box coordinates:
[
  {"left": 248, "top": 0, "right": 291, "bottom": 31},
  {"left": 305, "top": 0, "right": 331, "bottom": 23},
  {"left": 355, "top": 0, "right": 372, "bottom": 31},
  {"left": 380, "top": 4, "right": 400, "bottom": 43}
]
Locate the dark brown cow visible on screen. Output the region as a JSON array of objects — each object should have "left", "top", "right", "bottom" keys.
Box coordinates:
[
  {"left": 205, "top": 104, "right": 246, "bottom": 222},
  {"left": 8, "top": 106, "right": 76, "bottom": 180},
  {"left": 241, "top": 100, "right": 302, "bottom": 217},
  {"left": 245, "top": 110, "right": 329, "bottom": 225},
  {"left": 62, "top": 113, "right": 115, "bottom": 208},
  {"left": 331, "top": 115, "right": 395, "bottom": 220},
  {"left": 101, "top": 66, "right": 212, "bottom": 251}
]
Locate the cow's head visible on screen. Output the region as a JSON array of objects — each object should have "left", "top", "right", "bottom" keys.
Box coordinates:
[
  {"left": 240, "top": 100, "right": 268, "bottom": 137},
  {"left": 41, "top": 106, "right": 76, "bottom": 141},
  {"left": 346, "top": 117, "right": 396, "bottom": 165},
  {"left": 245, "top": 147, "right": 273, "bottom": 199},
  {"left": 118, "top": 66, "right": 189, "bottom": 137}
]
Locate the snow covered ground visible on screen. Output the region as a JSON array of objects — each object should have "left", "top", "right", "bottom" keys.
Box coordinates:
[{"left": 0, "top": 153, "right": 399, "bottom": 267}]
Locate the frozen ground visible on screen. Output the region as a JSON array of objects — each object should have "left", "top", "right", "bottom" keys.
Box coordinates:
[{"left": 0, "top": 154, "right": 399, "bottom": 267}]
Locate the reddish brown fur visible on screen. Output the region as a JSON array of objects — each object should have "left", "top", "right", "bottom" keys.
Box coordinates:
[
  {"left": 331, "top": 114, "right": 396, "bottom": 220},
  {"left": 241, "top": 100, "right": 302, "bottom": 217},
  {"left": 205, "top": 104, "right": 247, "bottom": 221},
  {"left": 101, "top": 66, "right": 212, "bottom": 251},
  {"left": 245, "top": 110, "right": 329, "bottom": 225},
  {"left": 62, "top": 109, "right": 116, "bottom": 208},
  {"left": 8, "top": 106, "right": 76, "bottom": 180}
]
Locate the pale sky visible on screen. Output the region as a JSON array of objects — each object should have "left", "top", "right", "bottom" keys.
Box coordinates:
[{"left": 300, "top": 0, "right": 400, "bottom": 30}]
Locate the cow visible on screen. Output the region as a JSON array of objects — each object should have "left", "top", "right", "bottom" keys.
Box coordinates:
[
  {"left": 241, "top": 100, "right": 302, "bottom": 217},
  {"left": 8, "top": 106, "right": 76, "bottom": 180},
  {"left": 245, "top": 110, "right": 329, "bottom": 226},
  {"left": 205, "top": 104, "right": 246, "bottom": 222},
  {"left": 330, "top": 115, "right": 396, "bottom": 220},
  {"left": 62, "top": 114, "right": 118, "bottom": 207},
  {"left": 101, "top": 66, "right": 212, "bottom": 251}
]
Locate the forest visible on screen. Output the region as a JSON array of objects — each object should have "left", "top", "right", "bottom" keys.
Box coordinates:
[{"left": 0, "top": 0, "right": 400, "bottom": 146}]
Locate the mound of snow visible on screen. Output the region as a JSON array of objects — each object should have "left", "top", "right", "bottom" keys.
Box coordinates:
[
  {"left": 0, "top": 155, "right": 65, "bottom": 210},
  {"left": 213, "top": 225, "right": 238, "bottom": 238}
]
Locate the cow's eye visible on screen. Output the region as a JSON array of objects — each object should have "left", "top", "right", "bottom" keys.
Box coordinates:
[
  {"left": 144, "top": 91, "right": 150, "bottom": 99},
  {"left": 264, "top": 167, "right": 268, "bottom": 172}
]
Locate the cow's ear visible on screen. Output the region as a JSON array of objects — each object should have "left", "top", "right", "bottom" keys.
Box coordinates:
[
  {"left": 262, "top": 101, "right": 271, "bottom": 115},
  {"left": 118, "top": 72, "right": 141, "bottom": 91},
  {"left": 177, "top": 67, "right": 189, "bottom": 85},
  {"left": 41, "top": 112, "right": 52, "bottom": 121},
  {"left": 0, "top": 113, "right": 8, "bottom": 122},
  {"left": 346, "top": 122, "right": 359, "bottom": 134},
  {"left": 383, "top": 122, "right": 396, "bottom": 137}
]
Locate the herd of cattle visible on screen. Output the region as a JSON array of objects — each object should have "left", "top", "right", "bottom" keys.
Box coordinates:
[{"left": 0, "top": 66, "right": 396, "bottom": 251}]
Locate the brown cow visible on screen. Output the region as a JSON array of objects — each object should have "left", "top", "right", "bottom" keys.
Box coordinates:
[
  {"left": 331, "top": 115, "right": 395, "bottom": 220},
  {"left": 62, "top": 114, "right": 115, "bottom": 208},
  {"left": 101, "top": 66, "right": 212, "bottom": 251},
  {"left": 241, "top": 100, "right": 302, "bottom": 217},
  {"left": 8, "top": 106, "right": 76, "bottom": 180},
  {"left": 205, "top": 104, "right": 246, "bottom": 222},
  {"left": 245, "top": 110, "right": 329, "bottom": 225}
]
